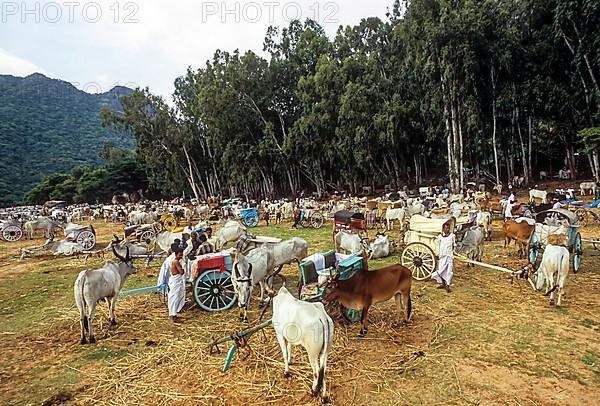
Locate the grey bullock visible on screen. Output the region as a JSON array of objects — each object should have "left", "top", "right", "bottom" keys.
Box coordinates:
[
  {"left": 105, "top": 235, "right": 152, "bottom": 258},
  {"left": 73, "top": 247, "right": 137, "bottom": 344},
  {"left": 455, "top": 226, "right": 485, "bottom": 266},
  {"left": 23, "top": 217, "right": 64, "bottom": 239}
]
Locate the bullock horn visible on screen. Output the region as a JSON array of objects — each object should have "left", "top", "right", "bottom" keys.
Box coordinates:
[
  {"left": 112, "top": 245, "right": 126, "bottom": 262},
  {"left": 125, "top": 246, "right": 131, "bottom": 262}
]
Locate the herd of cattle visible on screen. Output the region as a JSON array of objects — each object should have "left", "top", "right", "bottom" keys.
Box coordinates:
[{"left": 2, "top": 181, "right": 595, "bottom": 402}]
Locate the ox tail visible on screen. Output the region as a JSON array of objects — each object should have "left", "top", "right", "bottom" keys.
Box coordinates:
[
  {"left": 406, "top": 294, "right": 412, "bottom": 321},
  {"left": 316, "top": 318, "right": 329, "bottom": 395},
  {"left": 74, "top": 275, "right": 89, "bottom": 332}
]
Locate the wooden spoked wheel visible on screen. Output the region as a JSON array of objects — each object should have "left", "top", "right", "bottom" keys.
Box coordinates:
[
  {"left": 193, "top": 269, "right": 237, "bottom": 311},
  {"left": 573, "top": 233, "right": 582, "bottom": 273},
  {"left": 139, "top": 229, "right": 155, "bottom": 244},
  {"left": 401, "top": 242, "right": 437, "bottom": 280},
  {"left": 2, "top": 225, "right": 23, "bottom": 242},
  {"left": 575, "top": 208, "right": 588, "bottom": 225},
  {"left": 76, "top": 230, "right": 96, "bottom": 250}
]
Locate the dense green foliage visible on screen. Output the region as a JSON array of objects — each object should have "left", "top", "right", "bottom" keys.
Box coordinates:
[
  {"left": 0, "top": 73, "right": 134, "bottom": 205},
  {"left": 23, "top": 145, "right": 148, "bottom": 205},
  {"left": 102, "top": 0, "right": 599, "bottom": 199}
]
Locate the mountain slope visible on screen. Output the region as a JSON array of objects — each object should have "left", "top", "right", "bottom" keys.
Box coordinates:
[{"left": 0, "top": 73, "right": 134, "bottom": 204}]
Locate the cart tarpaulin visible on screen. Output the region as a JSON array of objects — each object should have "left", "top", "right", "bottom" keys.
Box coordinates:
[
  {"left": 190, "top": 253, "right": 228, "bottom": 280},
  {"left": 334, "top": 210, "right": 365, "bottom": 223}
]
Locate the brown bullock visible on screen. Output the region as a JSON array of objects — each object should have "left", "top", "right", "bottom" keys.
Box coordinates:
[
  {"left": 322, "top": 256, "right": 412, "bottom": 337},
  {"left": 479, "top": 199, "right": 523, "bottom": 216},
  {"left": 503, "top": 220, "right": 535, "bottom": 258}
]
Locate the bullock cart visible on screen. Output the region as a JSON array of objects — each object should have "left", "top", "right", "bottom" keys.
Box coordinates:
[
  {"left": 401, "top": 216, "right": 456, "bottom": 280},
  {"left": 236, "top": 208, "right": 260, "bottom": 228},
  {"left": 0, "top": 220, "right": 24, "bottom": 242},
  {"left": 64, "top": 224, "right": 97, "bottom": 250},
  {"left": 123, "top": 223, "right": 158, "bottom": 244},
  {"left": 527, "top": 209, "right": 582, "bottom": 273},
  {"left": 401, "top": 214, "right": 525, "bottom": 281},
  {"left": 120, "top": 251, "right": 238, "bottom": 312},
  {"left": 298, "top": 250, "right": 363, "bottom": 322},
  {"left": 573, "top": 199, "right": 600, "bottom": 226},
  {"left": 123, "top": 213, "right": 179, "bottom": 244},
  {"left": 298, "top": 208, "right": 325, "bottom": 229},
  {"left": 333, "top": 210, "right": 367, "bottom": 238}
]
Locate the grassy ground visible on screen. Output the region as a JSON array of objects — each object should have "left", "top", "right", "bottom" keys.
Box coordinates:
[{"left": 1, "top": 208, "right": 599, "bottom": 405}]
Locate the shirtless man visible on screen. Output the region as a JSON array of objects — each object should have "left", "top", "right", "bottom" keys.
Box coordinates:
[{"left": 168, "top": 250, "right": 186, "bottom": 323}]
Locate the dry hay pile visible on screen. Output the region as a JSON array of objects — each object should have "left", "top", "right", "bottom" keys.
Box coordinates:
[{"left": 68, "top": 289, "right": 435, "bottom": 405}]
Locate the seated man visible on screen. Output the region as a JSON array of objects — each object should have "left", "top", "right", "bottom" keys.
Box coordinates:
[{"left": 196, "top": 233, "right": 214, "bottom": 255}]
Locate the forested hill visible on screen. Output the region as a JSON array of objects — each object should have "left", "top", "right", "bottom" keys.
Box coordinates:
[{"left": 0, "top": 73, "right": 134, "bottom": 205}]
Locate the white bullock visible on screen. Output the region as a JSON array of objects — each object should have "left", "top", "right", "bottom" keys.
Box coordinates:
[
  {"left": 272, "top": 285, "right": 334, "bottom": 402},
  {"left": 231, "top": 249, "right": 270, "bottom": 322},
  {"left": 211, "top": 221, "right": 246, "bottom": 250},
  {"left": 529, "top": 189, "right": 548, "bottom": 204},
  {"left": 73, "top": 247, "right": 137, "bottom": 344},
  {"left": 476, "top": 211, "right": 493, "bottom": 241},
  {"left": 370, "top": 234, "right": 390, "bottom": 259},
  {"left": 129, "top": 211, "right": 155, "bottom": 225},
  {"left": 580, "top": 182, "right": 597, "bottom": 196},
  {"left": 535, "top": 245, "right": 569, "bottom": 306},
  {"left": 385, "top": 208, "right": 406, "bottom": 231},
  {"left": 334, "top": 231, "right": 370, "bottom": 255},
  {"left": 155, "top": 230, "right": 185, "bottom": 252}
]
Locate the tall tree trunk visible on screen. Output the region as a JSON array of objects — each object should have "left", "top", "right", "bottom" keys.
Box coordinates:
[
  {"left": 593, "top": 151, "right": 600, "bottom": 183},
  {"left": 491, "top": 64, "right": 501, "bottom": 185},
  {"left": 457, "top": 101, "right": 465, "bottom": 191},
  {"left": 528, "top": 115, "right": 533, "bottom": 181}
]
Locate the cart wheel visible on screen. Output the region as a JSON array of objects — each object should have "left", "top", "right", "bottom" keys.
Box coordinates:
[
  {"left": 76, "top": 230, "right": 96, "bottom": 250},
  {"left": 139, "top": 229, "right": 155, "bottom": 244},
  {"left": 575, "top": 208, "right": 588, "bottom": 225},
  {"left": 241, "top": 214, "right": 259, "bottom": 228},
  {"left": 573, "top": 232, "right": 582, "bottom": 273},
  {"left": 401, "top": 242, "right": 437, "bottom": 281},
  {"left": 163, "top": 216, "right": 177, "bottom": 231},
  {"left": 311, "top": 212, "right": 324, "bottom": 229},
  {"left": 193, "top": 269, "right": 237, "bottom": 311},
  {"left": 528, "top": 233, "right": 540, "bottom": 266},
  {"left": 2, "top": 225, "right": 23, "bottom": 242},
  {"left": 299, "top": 216, "right": 310, "bottom": 228}
]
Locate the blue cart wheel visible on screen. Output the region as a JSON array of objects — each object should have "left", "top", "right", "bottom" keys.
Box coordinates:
[
  {"left": 193, "top": 269, "right": 237, "bottom": 311},
  {"left": 241, "top": 214, "right": 259, "bottom": 228},
  {"left": 573, "top": 233, "right": 582, "bottom": 273},
  {"left": 528, "top": 233, "right": 539, "bottom": 266}
]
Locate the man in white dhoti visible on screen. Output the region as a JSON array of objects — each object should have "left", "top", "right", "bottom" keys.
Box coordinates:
[
  {"left": 431, "top": 222, "right": 455, "bottom": 293},
  {"left": 168, "top": 250, "right": 186, "bottom": 323}
]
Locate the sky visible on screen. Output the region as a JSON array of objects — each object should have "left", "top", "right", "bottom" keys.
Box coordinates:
[{"left": 0, "top": 0, "right": 393, "bottom": 99}]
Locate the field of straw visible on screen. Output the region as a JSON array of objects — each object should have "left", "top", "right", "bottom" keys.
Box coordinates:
[{"left": 1, "top": 204, "right": 600, "bottom": 405}]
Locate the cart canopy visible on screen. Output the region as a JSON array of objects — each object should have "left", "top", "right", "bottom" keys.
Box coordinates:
[
  {"left": 535, "top": 208, "right": 578, "bottom": 225},
  {"left": 334, "top": 210, "right": 365, "bottom": 223},
  {"left": 409, "top": 215, "right": 456, "bottom": 234}
]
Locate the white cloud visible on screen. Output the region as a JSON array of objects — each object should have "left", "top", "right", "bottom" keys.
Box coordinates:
[
  {"left": 0, "top": 0, "right": 391, "bottom": 98},
  {"left": 0, "top": 48, "right": 48, "bottom": 76}
]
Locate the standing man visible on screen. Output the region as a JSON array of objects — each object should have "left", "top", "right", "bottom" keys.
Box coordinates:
[
  {"left": 168, "top": 250, "right": 186, "bottom": 323},
  {"left": 431, "top": 222, "right": 455, "bottom": 292},
  {"left": 505, "top": 199, "right": 515, "bottom": 221},
  {"left": 292, "top": 205, "right": 302, "bottom": 229}
]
